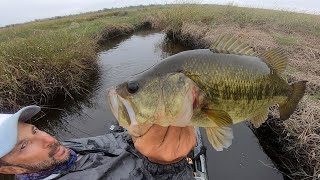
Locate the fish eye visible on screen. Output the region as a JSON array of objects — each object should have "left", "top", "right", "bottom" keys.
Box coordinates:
[
  {"left": 127, "top": 81, "right": 139, "bottom": 94},
  {"left": 178, "top": 76, "right": 184, "bottom": 82}
]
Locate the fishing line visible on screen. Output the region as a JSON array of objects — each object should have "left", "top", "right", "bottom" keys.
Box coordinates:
[
  {"left": 32, "top": 106, "right": 94, "bottom": 137},
  {"left": 130, "top": 62, "right": 157, "bottom": 77}
]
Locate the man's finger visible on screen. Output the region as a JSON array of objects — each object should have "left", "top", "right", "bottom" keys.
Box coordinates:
[
  {"left": 178, "top": 127, "right": 196, "bottom": 155},
  {"left": 134, "top": 124, "right": 169, "bottom": 151},
  {"left": 127, "top": 123, "right": 153, "bottom": 137},
  {"left": 161, "top": 126, "right": 182, "bottom": 148},
  {"left": 141, "top": 124, "right": 169, "bottom": 143}
]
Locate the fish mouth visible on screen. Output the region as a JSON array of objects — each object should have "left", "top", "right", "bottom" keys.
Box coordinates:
[
  {"left": 107, "top": 88, "right": 137, "bottom": 126},
  {"left": 108, "top": 88, "right": 119, "bottom": 119}
]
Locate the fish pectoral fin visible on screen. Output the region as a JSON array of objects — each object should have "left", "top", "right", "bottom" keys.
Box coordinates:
[
  {"left": 249, "top": 109, "right": 269, "bottom": 128},
  {"left": 279, "top": 81, "right": 307, "bottom": 120},
  {"left": 205, "top": 126, "right": 234, "bottom": 151},
  {"left": 210, "top": 34, "right": 257, "bottom": 56},
  {"left": 259, "top": 48, "right": 288, "bottom": 74},
  {"left": 205, "top": 109, "right": 233, "bottom": 127}
]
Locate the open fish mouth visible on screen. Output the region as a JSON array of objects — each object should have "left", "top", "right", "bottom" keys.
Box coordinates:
[
  {"left": 108, "top": 88, "right": 137, "bottom": 126},
  {"left": 108, "top": 88, "right": 119, "bottom": 119}
]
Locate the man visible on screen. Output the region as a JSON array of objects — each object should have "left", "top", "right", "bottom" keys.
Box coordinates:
[{"left": 0, "top": 105, "right": 196, "bottom": 180}]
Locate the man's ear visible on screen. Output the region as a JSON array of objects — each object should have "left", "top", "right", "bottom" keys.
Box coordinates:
[{"left": 0, "top": 166, "right": 28, "bottom": 174}]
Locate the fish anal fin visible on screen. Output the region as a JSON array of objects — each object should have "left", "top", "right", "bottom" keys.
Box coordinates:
[
  {"left": 204, "top": 109, "right": 233, "bottom": 127},
  {"left": 249, "top": 109, "right": 269, "bottom": 128},
  {"left": 210, "top": 34, "right": 257, "bottom": 56},
  {"left": 205, "top": 126, "right": 234, "bottom": 151},
  {"left": 279, "top": 81, "right": 307, "bottom": 120},
  {"left": 259, "top": 48, "right": 288, "bottom": 74}
]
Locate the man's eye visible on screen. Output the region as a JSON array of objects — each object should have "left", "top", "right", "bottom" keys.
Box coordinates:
[
  {"left": 21, "top": 142, "right": 27, "bottom": 150},
  {"left": 33, "top": 128, "right": 38, "bottom": 134}
]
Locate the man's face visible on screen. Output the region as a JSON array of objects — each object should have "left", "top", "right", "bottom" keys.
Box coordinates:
[{"left": 0, "top": 123, "right": 70, "bottom": 174}]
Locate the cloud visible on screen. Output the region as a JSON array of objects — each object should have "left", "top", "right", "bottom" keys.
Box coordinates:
[{"left": 1, "top": 0, "right": 319, "bottom": 27}]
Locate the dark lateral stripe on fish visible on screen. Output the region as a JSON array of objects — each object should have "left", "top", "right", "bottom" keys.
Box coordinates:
[{"left": 201, "top": 80, "right": 288, "bottom": 103}]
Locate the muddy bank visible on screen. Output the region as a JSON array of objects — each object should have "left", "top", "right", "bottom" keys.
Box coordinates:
[
  {"left": 162, "top": 23, "right": 320, "bottom": 179},
  {"left": 97, "top": 21, "right": 153, "bottom": 44},
  {"left": 252, "top": 115, "right": 312, "bottom": 180}
]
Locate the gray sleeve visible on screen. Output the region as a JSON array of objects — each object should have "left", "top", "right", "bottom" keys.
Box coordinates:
[
  {"left": 134, "top": 156, "right": 195, "bottom": 180},
  {"left": 61, "top": 127, "right": 130, "bottom": 156}
]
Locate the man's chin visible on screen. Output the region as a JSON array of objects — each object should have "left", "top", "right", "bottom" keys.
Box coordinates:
[
  {"left": 21, "top": 147, "right": 72, "bottom": 174},
  {"left": 56, "top": 146, "right": 71, "bottom": 162}
]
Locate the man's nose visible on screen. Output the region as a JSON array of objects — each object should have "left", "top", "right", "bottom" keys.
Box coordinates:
[{"left": 36, "top": 132, "right": 57, "bottom": 149}]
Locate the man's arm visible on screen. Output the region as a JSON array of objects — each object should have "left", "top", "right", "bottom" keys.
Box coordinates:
[{"left": 61, "top": 128, "right": 129, "bottom": 156}]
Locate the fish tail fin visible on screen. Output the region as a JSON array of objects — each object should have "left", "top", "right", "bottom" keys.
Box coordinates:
[
  {"left": 205, "top": 126, "right": 233, "bottom": 151},
  {"left": 279, "top": 81, "right": 307, "bottom": 120}
]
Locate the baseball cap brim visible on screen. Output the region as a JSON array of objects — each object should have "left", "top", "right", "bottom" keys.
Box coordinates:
[{"left": 0, "top": 105, "right": 41, "bottom": 158}]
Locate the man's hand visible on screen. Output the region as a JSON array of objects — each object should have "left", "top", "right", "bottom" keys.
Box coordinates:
[{"left": 133, "top": 124, "right": 196, "bottom": 164}]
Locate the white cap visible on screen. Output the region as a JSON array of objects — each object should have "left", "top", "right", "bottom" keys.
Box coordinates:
[{"left": 0, "top": 105, "right": 41, "bottom": 158}]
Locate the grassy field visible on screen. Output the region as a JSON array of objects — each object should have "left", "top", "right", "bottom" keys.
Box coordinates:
[{"left": 0, "top": 4, "right": 319, "bottom": 179}]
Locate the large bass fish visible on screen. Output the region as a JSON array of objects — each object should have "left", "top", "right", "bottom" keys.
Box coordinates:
[{"left": 107, "top": 35, "right": 307, "bottom": 151}]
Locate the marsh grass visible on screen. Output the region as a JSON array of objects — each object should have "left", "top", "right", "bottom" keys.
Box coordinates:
[
  {"left": 283, "top": 99, "right": 320, "bottom": 179},
  {"left": 273, "top": 33, "right": 298, "bottom": 46},
  {"left": 0, "top": 9, "right": 141, "bottom": 111},
  {"left": 258, "top": 99, "right": 320, "bottom": 180},
  {"left": 145, "top": 4, "right": 320, "bottom": 37},
  {"left": 0, "top": 30, "right": 97, "bottom": 111}
]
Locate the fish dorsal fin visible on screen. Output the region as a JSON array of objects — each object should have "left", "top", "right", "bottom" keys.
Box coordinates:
[
  {"left": 210, "top": 35, "right": 257, "bottom": 56},
  {"left": 259, "top": 48, "right": 288, "bottom": 74}
]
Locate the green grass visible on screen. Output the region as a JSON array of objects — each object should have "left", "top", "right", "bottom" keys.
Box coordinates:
[
  {"left": 312, "top": 91, "right": 320, "bottom": 100},
  {"left": 0, "top": 30, "right": 97, "bottom": 111},
  {"left": 147, "top": 4, "right": 320, "bottom": 36},
  {"left": 0, "top": 9, "right": 141, "bottom": 111},
  {"left": 273, "top": 33, "right": 297, "bottom": 45},
  {"left": 1, "top": 4, "right": 320, "bottom": 111}
]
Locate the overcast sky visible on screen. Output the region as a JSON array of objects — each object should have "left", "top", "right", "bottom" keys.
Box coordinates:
[{"left": 1, "top": 0, "right": 320, "bottom": 27}]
